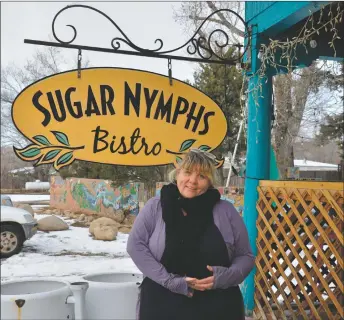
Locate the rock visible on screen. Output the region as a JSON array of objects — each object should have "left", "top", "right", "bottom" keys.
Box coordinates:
[
  {"left": 72, "top": 213, "right": 79, "bottom": 219},
  {"left": 93, "top": 225, "right": 118, "bottom": 241},
  {"left": 87, "top": 216, "right": 95, "bottom": 223},
  {"left": 66, "top": 212, "right": 74, "bottom": 218},
  {"left": 124, "top": 214, "right": 136, "bottom": 226},
  {"left": 38, "top": 215, "right": 69, "bottom": 231},
  {"left": 71, "top": 221, "right": 88, "bottom": 228},
  {"left": 15, "top": 204, "right": 35, "bottom": 216},
  {"left": 113, "top": 209, "right": 125, "bottom": 223},
  {"left": 63, "top": 210, "right": 71, "bottom": 217},
  {"left": 118, "top": 226, "right": 131, "bottom": 234},
  {"left": 79, "top": 214, "right": 86, "bottom": 221},
  {"left": 45, "top": 209, "right": 52, "bottom": 214},
  {"left": 89, "top": 217, "right": 120, "bottom": 236}
]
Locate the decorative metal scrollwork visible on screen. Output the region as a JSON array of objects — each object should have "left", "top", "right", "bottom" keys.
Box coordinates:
[{"left": 51, "top": 4, "right": 250, "bottom": 65}]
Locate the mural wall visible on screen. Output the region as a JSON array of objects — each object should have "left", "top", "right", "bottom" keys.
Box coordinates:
[
  {"left": 50, "top": 176, "right": 144, "bottom": 215},
  {"left": 217, "top": 186, "right": 244, "bottom": 216},
  {"left": 155, "top": 183, "right": 244, "bottom": 215}
]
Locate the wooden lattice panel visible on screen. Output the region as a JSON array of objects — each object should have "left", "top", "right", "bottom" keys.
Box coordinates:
[{"left": 254, "top": 181, "right": 343, "bottom": 320}]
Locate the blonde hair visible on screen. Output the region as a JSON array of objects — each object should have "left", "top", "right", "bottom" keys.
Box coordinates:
[{"left": 168, "top": 150, "right": 218, "bottom": 187}]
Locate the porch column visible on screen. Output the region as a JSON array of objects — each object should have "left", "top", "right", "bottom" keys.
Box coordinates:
[{"left": 242, "top": 73, "right": 272, "bottom": 315}]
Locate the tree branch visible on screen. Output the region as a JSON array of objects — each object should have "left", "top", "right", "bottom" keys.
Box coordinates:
[
  {"left": 206, "top": 1, "right": 245, "bottom": 38},
  {"left": 189, "top": 15, "right": 226, "bottom": 26}
]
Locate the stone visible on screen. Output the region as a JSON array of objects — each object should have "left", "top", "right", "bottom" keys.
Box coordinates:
[
  {"left": 124, "top": 214, "right": 136, "bottom": 226},
  {"left": 72, "top": 213, "right": 80, "bottom": 219},
  {"left": 34, "top": 210, "right": 44, "bottom": 215},
  {"left": 113, "top": 209, "right": 125, "bottom": 223},
  {"left": 71, "top": 221, "right": 88, "bottom": 228},
  {"left": 63, "top": 210, "right": 72, "bottom": 217},
  {"left": 87, "top": 216, "right": 95, "bottom": 223},
  {"left": 93, "top": 225, "right": 118, "bottom": 241},
  {"left": 15, "top": 204, "right": 35, "bottom": 216},
  {"left": 38, "top": 215, "right": 69, "bottom": 231},
  {"left": 79, "top": 214, "right": 86, "bottom": 221},
  {"left": 118, "top": 226, "right": 131, "bottom": 234},
  {"left": 89, "top": 217, "right": 120, "bottom": 236}
]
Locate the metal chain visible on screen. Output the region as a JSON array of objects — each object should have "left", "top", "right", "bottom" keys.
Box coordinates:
[
  {"left": 168, "top": 59, "right": 172, "bottom": 86},
  {"left": 77, "top": 49, "right": 82, "bottom": 79}
]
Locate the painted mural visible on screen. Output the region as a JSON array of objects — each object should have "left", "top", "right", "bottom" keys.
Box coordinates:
[
  {"left": 217, "top": 186, "right": 244, "bottom": 216},
  {"left": 155, "top": 182, "right": 169, "bottom": 196},
  {"left": 50, "top": 176, "right": 144, "bottom": 215},
  {"left": 155, "top": 182, "right": 244, "bottom": 215}
]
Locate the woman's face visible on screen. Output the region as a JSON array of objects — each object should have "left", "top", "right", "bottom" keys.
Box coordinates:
[{"left": 176, "top": 167, "right": 211, "bottom": 198}]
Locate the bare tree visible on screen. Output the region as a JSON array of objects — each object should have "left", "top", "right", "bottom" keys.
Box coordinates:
[
  {"left": 174, "top": 3, "right": 341, "bottom": 178},
  {"left": 174, "top": 2, "right": 245, "bottom": 44},
  {"left": 1, "top": 47, "right": 69, "bottom": 147},
  {"left": 1, "top": 46, "right": 90, "bottom": 182},
  {"left": 273, "top": 61, "right": 343, "bottom": 176},
  {"left": 1, "top": 46, "right": 91, "bottom": 145},
  {"left": 273, "top": 65, "right": 320, "bottom": 176}
]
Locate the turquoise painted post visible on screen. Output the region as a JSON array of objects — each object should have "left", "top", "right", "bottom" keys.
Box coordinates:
[{"left": 242, "top": 72, "right": 272, "bottom": 315}]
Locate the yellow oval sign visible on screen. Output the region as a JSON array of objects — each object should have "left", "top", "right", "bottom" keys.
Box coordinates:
[{"left": 12, "top": 68, "right": 227, "bottom": 170}]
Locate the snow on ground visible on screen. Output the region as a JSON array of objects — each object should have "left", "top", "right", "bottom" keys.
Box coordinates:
[
  {"left": 4, "top": 194, "right": 50, "bottom": 202},
  {"left": 1, "top": 195, "right": 140, "bottom": 283},
  {"left": 26, "top": 214, "right": 131, "bottom": 256},
  {"left": 31, "top": 204, "right": 50, "bottom": 208}
]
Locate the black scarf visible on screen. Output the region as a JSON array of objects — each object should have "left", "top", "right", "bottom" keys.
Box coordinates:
[{"left": 160, "top": 183, "right": 220, "bottom": 279}]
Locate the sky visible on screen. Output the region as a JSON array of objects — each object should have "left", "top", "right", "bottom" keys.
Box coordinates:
[{"left": 1, "top": 2, "right": 198, "bottom": 82}]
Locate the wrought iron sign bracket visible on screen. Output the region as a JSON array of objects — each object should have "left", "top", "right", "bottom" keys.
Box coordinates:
[{"left": 23, "top": 4, "right": 250, "bottom": 67}]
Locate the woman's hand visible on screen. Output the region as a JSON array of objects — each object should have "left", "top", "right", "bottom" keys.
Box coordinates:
[
  {"left": 185, "top": 277, "right": 196, "bottom": 297},
  {"left": 186, "top": 266, "right": 214, "bottom": 291}
]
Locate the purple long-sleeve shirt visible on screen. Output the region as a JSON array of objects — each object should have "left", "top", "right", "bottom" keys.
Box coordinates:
[{"left": 127, "top": 196, "right": 255, "bottom": 296}]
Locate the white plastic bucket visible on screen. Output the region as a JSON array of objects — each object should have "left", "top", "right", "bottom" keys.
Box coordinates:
[
  {"left": 83, "top": 272, "right": 143, "bottom": 320},
  {"left": 1, "top": 278, "right": 74, "bottom": 320}
]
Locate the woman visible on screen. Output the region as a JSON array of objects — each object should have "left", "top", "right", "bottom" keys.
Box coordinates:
[{"left": 127, "top": 149, "right": 255, "bottom": 320}]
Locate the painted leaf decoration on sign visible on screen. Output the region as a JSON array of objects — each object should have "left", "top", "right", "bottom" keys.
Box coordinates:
[
  {"left": 176, "top": 156, "right": 183, "bottom": 164},
  {"left": 21, "top": 147, "right": 40, "bottom": 158},
  {"left": 179, "top": 139, "right": 196, "bottom": 152},
  {"left": 56, "top": 152, "right": 73, "bottom": 166},
  {"left": 51, "top": 131, "right": 70, "bottom": 146},
  {"left": 14, "top": 145, "right": 41, "bottom": 158},
  {"left": 214, "top": 157, "right": 225, "bottom": 169},
  {"left": 43, "top": 149, "right": 62, "bottom": 161},
  {"left": 33, "top": 135, "right": 50, "bottom": 146},
  {"left": 198, "top": 145, "right": 211, "bottom": 152}
]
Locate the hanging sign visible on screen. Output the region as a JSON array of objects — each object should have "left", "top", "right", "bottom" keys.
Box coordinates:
[{"left": 12, "top": 68, "right": 227, "bottom": 170}]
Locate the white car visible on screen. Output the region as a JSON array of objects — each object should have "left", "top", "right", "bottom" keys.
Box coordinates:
[{"left": 1, "top": 195, "right": 38, "bottom": 258}]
